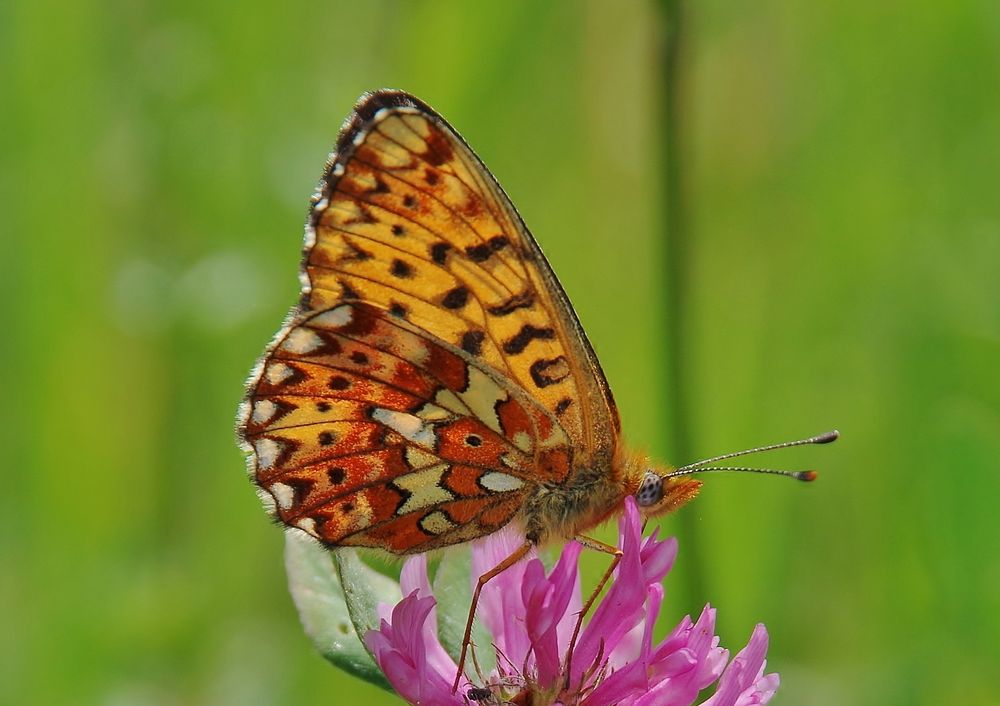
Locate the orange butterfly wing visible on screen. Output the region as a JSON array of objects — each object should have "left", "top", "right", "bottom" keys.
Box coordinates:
[
  {"left": 238, "top": 90, "right": 619, "bottom": 553},
  {"left": 242, "top": 301, "right": 572, "bottom": 552}
]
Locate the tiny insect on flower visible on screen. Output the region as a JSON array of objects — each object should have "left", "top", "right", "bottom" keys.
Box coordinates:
[{"left": 364, "top": 497, "right": 780, "bottom": 706}]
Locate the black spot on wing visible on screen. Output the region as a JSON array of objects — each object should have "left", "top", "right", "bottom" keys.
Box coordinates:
[
  {"left": 502, "top": 324, "right": 555, "bottom": 355},
  {"left": 487, "top": 290, "right": 534, "bottom": 316},
  {"left": 441, "top": 287, "right": 469, "bottom": 309},
  {"left": 318, "top": 431, "right": 336, "bottom": 446},
  {"left": 529, "top": 357, "right": 571, "bottom": 388},
  {"left": 487, "top": 235, "right": 509, "bottom": 251},
  {"left": 284, "top": 477, "right": 317, "bottom": 508},
  {"left": 338, "top": 278, "right": 362, "bottom": 301},
  {"left": 465, "top": 244, "right": 492, "bottom": 263},
  {"left": 465, "top": 235, "right": 509, "bottom": 263},
  {"left": 390, "top": 258, "right": 413, "bottom": 278},
  {"left": 430, "top": 242, "right": 452, "bottom": 265},
  {"left": 329, "top": 375, "right": 351, "bottom": 391},
  {"left": 461, "top": 330, "right": 485, "bottom": 356}
]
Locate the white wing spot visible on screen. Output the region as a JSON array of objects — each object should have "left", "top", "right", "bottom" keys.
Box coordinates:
[
  {"left": 295, "top": 517, "right": 317, "bottom": 536},
  {"left": 479, "top": 472, "right": 524, "bottom": 493},
  {"left": 312, "top": 304, "right": 354, "bottom": 329},
  {"left": 265, "top": 363, "right": 295, "bottom": 386},
  {"left": 254, "top": 438, "right": 283, "bottom": 470},
  {"left": 252, "top": 399, "right": 277, "bottom": 425},
  {"left": 371, "top": 407, "right": 437, "bottom": 448},
  {"left": 281, "top": 327, "right": 324, "bottom": 355},
  {"left": 270, "top": 482, "right": 295, "bottom": 510}
]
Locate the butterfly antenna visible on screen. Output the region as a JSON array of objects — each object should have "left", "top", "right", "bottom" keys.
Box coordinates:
[
  {"left": 668, "top": 429, "right": 838, "bottom": 481},
  {"left": 666, "top": 465, "right": 818, "bottom": 481}
]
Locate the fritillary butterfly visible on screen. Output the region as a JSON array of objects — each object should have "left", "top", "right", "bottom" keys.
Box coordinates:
[{"left": 236, "top": 90, "right": 837, "bottom": 687}]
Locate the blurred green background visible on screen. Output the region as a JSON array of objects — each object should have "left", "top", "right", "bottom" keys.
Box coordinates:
[{"left": 3, "top": 1, "right": 998, "bottom": 704}]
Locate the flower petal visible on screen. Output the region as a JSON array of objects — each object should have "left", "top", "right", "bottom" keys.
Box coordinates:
[
  {"left": 582, "top": 583, "right": 664, "bottom": 706},
  {"left": 364, "top": 591, "right": 468, "bottom": 705},
  {"left": 397, "top": 555, "right": 461, "bottom": 685},
  {"left": 700, "top": 624, "right": 778, "bottom": 706},
  {"left": 360, "top": 498, "right": 781, "bottom": 706},
  {"left": 471, "top": 525, "right": 535, "bottom": 671},
  {"left": 572, "top": 498, "right": 677, "bottom": 687},
  {"left": 632, "top": 605, "right": 727, "bottom": 706},
  {"left": 522, "top": 542, "right": 582, "bottom": 687}
]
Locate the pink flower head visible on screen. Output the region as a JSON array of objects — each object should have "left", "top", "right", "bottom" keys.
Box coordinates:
[{"left": 364, "top": 498, "right": 780, "bottom": 706}]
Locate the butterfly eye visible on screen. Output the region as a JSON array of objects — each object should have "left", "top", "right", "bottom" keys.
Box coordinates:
[{"left": 635, "top": 471, "right": 664, "bottom": 507}]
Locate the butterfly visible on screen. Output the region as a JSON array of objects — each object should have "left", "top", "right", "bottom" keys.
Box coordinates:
[{"left": 237, "top": 89, "right": 836, "bottom": 687}]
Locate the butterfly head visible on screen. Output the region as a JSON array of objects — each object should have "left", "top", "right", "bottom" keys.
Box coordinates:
[
  {"left": 633, "top": 468, "right": 702, "bottom": 519},
  {"left": 630, "top": 429, "right": 838, "bottom": 519}
]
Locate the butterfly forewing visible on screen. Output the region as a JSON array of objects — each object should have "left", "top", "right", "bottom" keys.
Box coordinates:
[
  {"left": 305, "top": 91, "right": 619, "bottom": 462},
  {"left": 239, "top": 90, "right": 620, "bottom": 554}
]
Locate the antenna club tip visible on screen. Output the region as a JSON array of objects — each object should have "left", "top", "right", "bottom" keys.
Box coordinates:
[
  {"left": 815, "top": 430, "right": 839, "bottom": 444},
  {"left": 795, "top": 470, "right": 818, "bottom": 482}
]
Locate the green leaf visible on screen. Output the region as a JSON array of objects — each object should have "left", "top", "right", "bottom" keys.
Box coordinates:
[
  {"left": 434, "top": 545, "right": 495, "bottom": 676},
  {"left": 284, "top": 532, "right": 397, "bottom": 691},
  {"left": 332, "top": 545, "right": 403, "bottom": 642}
]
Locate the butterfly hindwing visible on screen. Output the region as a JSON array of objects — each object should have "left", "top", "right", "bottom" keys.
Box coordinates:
[{"left": 242, "top": 302, "right": 570, "bottom": 553}]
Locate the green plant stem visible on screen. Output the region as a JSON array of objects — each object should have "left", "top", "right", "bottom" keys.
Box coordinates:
[{"left": 658, "top": 0, "right": 706, "bottom": 607}]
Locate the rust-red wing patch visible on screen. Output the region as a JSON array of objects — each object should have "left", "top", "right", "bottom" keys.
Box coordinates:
[{"left": 243, "top": 299, "right": 570, "bottom": 549}]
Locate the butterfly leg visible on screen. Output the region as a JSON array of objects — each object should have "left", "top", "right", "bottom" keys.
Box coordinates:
[
  {"left": 562, "top": 535, "right": 622, "bottom": 690},
  {"left": 453, "top": 539, "right": 534, "bottom": 693}
]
